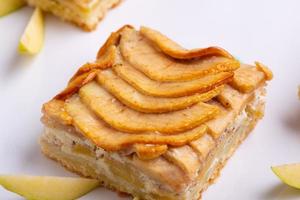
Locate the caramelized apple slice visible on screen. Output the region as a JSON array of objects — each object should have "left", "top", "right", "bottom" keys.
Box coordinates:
[
  {"left": 54, "top": 67, "right": 99, "bottom": 100},
  {"left": 163, "top": 146, "right": 201, "bottom": 178},
  {"left": 71, "top": 45, "right": 117, "bottom": 81},
  {"left": 0, "top": 175, "right": 99, "bottom": 200},
  {"left": 42, "top": 99, "right": 72, "bottom": 125},
  {"left": 205, "top": 101, "right": 235, "bottom": 139},
  {"left": 97, "top": 69, "right": 222, "bottom": 113},
  {"left": 217, "top": 85, "right": 254, "bottom": 112},
  {"left": 189, "top": 133, "right": 215, "bottom": 160},
  {"left": 120, "top": 28, "right": 239, "bottom": 81},
  {"left": 97, "top": 25, "right": 133, "bottom": 58},
  {"left": 255, "top": 61, "right": 273, "bottom": 80},
  {"left": 79, "top": 82, "right": 219, "bottom": 134},
  {"left": 65, "top": 96, "right": 207, "bottom": 150},
  {"left": 140, "top": 26, "right": 233, "bottom": 59},
  {"left": 114, "top": 64, "right": 233, "bottom": 98},
  {"left": 133, "top": 144, "right": 168, "bottom": 160},
  {"left": 230, "top": 65, "right": 265, "bottom": 93},
  {"left": 55, "top": 45, "right": 119, "bottom": 100}
]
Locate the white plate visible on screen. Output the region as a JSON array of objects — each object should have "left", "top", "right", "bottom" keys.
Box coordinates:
[{"left": 0, "top": 0, "right": 300, "bottom": 199}]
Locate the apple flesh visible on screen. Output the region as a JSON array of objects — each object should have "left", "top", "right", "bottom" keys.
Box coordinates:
[
  {"left": 18, "top": 8, "right": 44, "bottom": 55},
  {"left": 0, "top": 0, "right": 25, "bottom": 17},
  {"left": 0, "top": 175, "right": 99, "bottom": 200},
  {"left": 271, "top": 163, "right": 300, "bottom": 189}
]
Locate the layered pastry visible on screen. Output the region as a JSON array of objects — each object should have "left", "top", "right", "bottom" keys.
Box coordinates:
[
  {"left": 26, "top": 0, "right": 121, "bottom": 31},
  {"left": 40, "top": 25, "right": 273, "bottom": 200}
]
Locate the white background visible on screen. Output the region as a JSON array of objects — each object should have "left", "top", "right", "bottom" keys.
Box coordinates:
[{"left": 0, "top": 0, "right": 300, "bottom": 199}]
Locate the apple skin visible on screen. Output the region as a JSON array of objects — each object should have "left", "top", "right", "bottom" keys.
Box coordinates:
[
  {"left": 271, "top": 163, "right": 300, "bottom": 189},
  {"left": 0, "top": 175, "right": 100, "bottom": 200},
  {"left": 0, "top": 0, "right": 25, "bottom": 17},
  {"left": 18, "top": 8, "right": 44, "bottom": 55}
]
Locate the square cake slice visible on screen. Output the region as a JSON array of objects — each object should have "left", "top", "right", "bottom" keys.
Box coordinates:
[
  {"left": 40, "top": 25, "right": 273, "bottom": 199},
  {"left": 26, "top": 0, "right": 121, "bottom": 31}
]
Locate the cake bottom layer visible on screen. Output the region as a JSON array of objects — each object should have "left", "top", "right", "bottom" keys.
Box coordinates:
[{"left": 40, "top": 96, "right": 265, "bottom": 200}]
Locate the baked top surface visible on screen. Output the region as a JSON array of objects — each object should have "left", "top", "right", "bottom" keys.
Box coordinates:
[{"left": 42, "top": 25, "right": 272, "bottom": 163}]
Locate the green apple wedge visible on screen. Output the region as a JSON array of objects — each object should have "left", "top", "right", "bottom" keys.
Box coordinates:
[
  {"left": 271, "top": 163, "right": 300, "bottom": 189},
  {"left": 18, "top": 7, "right": 44, "bottom": 55},
  {"left": 0, "top": 175, "right": 99, "bottom": 200},
  {"left": 0, "top": 0, "right": 25, "bottom": 17}
]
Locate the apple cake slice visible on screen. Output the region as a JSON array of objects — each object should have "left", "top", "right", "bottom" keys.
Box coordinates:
[
  {"left": 40, "top": 25, "right": 273, "bottom": 200},
  {"left": 26, "top": 0, "right": 121, "bottom": 31}
]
